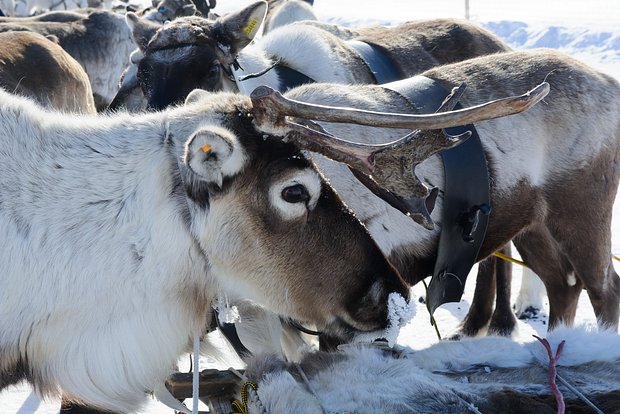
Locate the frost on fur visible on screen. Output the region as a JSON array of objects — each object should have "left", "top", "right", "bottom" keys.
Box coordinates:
[{"left": 353, "top": 292, "right": 415, "bottom": 347}]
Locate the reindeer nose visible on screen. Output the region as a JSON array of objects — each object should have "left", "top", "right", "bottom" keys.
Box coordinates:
[{"left": 351, "top": 275, "right": 411, "bottom": 331}]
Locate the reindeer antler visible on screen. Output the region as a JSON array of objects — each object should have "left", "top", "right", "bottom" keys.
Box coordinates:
[
  {"left": 250, "top": 82, "right": 549, "bottom": 228},
  {"left": 250, "top": 82, "right": 548, "bottom": 178},
  {"left": 250, "top": 82, "right": 549, "bottom": 130}
]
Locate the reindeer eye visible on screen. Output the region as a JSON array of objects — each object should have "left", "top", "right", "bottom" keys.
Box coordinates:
[
  {"left": 207, "top": 64, "right": 220, "bottom": 79},
  {"left": 281, "top": 184, "right": 310, "bottom": 204}
]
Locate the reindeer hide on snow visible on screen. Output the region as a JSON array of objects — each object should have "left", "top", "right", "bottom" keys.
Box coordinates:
[{"left": 242, "top": 326, "right": 620, "bottom": 414}]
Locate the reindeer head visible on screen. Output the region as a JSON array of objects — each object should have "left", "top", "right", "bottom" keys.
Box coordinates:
[
  {"left": 125, "top": 1, "right": 267, "bottom": 109},
  {"left": 175, "top": 89, "right": 410, "bottom": 340}
]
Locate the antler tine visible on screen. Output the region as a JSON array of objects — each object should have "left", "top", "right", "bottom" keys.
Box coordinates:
[
  {"left": 281, "top": 120, "right": 380, "bottom": 174},
  {"left": 250, "top": 82, "right": 549, "bottom": 131}
]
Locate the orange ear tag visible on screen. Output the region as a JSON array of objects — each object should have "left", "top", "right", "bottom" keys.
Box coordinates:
[{"left": 201, "top": 144, "right": 212, "bottom": 153}]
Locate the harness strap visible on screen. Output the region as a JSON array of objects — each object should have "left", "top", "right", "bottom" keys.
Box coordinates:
[
  {"left": 382, "top": 76, "right": 491, "bottom": 316},
  {"left": 346, "top": 40, "right": 402, "bottom": 84},
  {"left": 273, "top": 64, "right": 315, "bottom": 91}
]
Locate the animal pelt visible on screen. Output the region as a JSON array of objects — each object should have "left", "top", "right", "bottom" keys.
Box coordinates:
[{"left": 244, "top": 326, "right": 620, "bottom": 414}]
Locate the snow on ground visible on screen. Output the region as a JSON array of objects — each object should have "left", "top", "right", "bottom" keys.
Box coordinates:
[{"left": 2, "top": 0, "right": 619, "bottom": 412}]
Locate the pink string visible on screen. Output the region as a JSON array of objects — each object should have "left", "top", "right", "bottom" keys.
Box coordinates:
[{"left": 533, "top": 335, "right": 566, "bottom": 414}]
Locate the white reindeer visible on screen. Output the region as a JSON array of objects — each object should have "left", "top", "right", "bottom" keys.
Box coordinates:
[{"left": 0, "top": 87, "right": 421, "bottom": 411}]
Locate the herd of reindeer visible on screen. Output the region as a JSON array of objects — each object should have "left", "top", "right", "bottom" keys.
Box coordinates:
[{"left": 0, "top": 0, "right": 619, "bottom": 412}]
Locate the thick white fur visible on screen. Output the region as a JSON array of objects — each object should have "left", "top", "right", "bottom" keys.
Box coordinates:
[
  {"left": 0, "top": 89, "right": 250, "bottom": 411},
  {"left": 233, "top": 24, "right": 363, "bottom": 93},
  {"left": 233, "top": 300, "right": 318, "bottom": 362},
  {"left": 263, "top": 1, "right": 316, "bottom": 34},
  {"left": 514, "top": 267, "right": 547, "bottom": 317},
  {"left": 250, "top": 326, "right": 620, "bottom": 414}
]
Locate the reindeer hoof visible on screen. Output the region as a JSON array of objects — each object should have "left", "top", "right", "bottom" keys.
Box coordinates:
[{"left": 516, "top": 305, "right": 541, "bottom": 320}]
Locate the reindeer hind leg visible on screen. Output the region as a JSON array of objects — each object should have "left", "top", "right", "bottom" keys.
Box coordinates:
[{"left": 513, "top": 226, "right": 581, "bottom": 330}]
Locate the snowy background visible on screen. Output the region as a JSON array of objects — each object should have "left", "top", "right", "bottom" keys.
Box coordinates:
[{"left": 2, "top": 0, "right": 619, "bottom": 412}]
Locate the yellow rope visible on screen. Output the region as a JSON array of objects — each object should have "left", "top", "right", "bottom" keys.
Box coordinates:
[
  {"left": 231, "top": 381, "right": 258, "bottom": 414},
  {"left": 494, "top": 251, "right": 620, "bottom": 267},
  {"left": 492, "top": 251, "right": 528, "bottom": 267}
]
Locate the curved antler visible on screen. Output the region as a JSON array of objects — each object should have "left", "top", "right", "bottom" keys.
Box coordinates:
[
  {"left": 250, "top": 81, "right": 549, "bottom": 228},
  {"left": 250, "top": 81, "right": 548, "bottom": 185},
  {"left": 250, "top": 82, "right": 549, "bottom": 131}
]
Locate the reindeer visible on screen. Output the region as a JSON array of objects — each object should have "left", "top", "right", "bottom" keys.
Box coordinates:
[
  {"left": 250, "top": 48, "right": 620, "bottom": 332},
  {"left": 0, "top": 10, "right": 135, "bottom": 109},
  {"left": 113, "top": 1, "right": 509, "bottom": 110},
  {"left": 108, "top": 0, "right": 317, "bottom": 111},
  {"left": 0, "top": 30, "right": 95, "bottom": 113},
  {"left": 0, "top": 86, "right": 411, "bottom": 413},
  {"left": 0, "top": 56, "right": 544, "bottom": 411}
]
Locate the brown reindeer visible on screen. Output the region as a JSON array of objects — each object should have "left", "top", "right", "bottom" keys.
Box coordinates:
[
  {"left": 251, "top": 48, "right": 620, "bottom": 331},
  {"left": 0, "top": 30, "right": 94, "bottom": 113}
]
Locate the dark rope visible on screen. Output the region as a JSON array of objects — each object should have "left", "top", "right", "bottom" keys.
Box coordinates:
[
  {"left": 288, "top": 320, "right": 322, "bottom": 336},
  {"left": 237, "top": 59, "right": 281, "bottom": 82}
]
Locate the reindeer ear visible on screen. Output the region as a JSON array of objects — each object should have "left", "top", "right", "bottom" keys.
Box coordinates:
[
  {"left": 126, "top": 12, "right": 160, "bottom": 51},
  {"left": 216, "top": 0, "right": 267, "bottom": 53},
  {"left": 45, "top": 34, "right": 60, "bottom": 44},
  {"left": 184, "top": 127, "right": 247, "bottom": 187},
  {"left": 185, "top": 89, "right": 211, "bottom": 104}
]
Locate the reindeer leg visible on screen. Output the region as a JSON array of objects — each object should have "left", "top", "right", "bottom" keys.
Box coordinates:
[
  {"left": 513, "top": 226, "right": 581, "bottom": 330},
  {"left": 542, "top": 151, "right": 620, "bottom": 331},
  {"left": 546, "top": 212, "right": 620, "bottom": 331},
  {"left": 514, "top": 267, "right": 546, "bottom": 320},
  {"left": 488, "top": 244, "right": 517, "bottom": 336},
  {"left": 452, "top": 256, "right": 496, "bottom": 339},
  {"left": 454, "top": 244, "right": 518, "bottom": 339}
]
